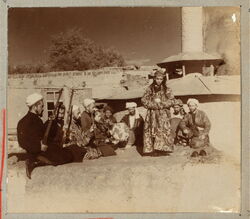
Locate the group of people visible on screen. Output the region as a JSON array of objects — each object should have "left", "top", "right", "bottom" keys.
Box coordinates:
[{"left": 17, "top": 69, "right": 211, "bottom": 179}]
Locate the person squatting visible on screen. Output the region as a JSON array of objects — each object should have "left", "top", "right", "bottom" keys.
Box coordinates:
[{"left": 17, "top": 69, "right": 211, "bottom": 179}]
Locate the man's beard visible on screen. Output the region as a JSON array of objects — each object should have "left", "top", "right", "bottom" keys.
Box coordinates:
[
  {"left": 129, "top": 111, "right": 135, "bottom": 116},
  {"left": 36, "top": 110, "right": 43, "bottom": 117}
]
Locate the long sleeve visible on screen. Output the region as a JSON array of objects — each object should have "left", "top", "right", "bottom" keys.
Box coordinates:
[
  {"left": 179, "top": 114, "right": 190, "bottom": 131},
  {"left": 201, "top": 111, "right": 211, "bottom": 135},
  {"left": 120, "top": 115, "right": 128, "bottom": 126},
  {"left": 17, "top": 113, "right": 44, "bottom": 153},
  {"left": 160, "top": 99, "right": 174, "bottom": 109},
  {"left": 80, "top": 111, "right": 92, "bottom": 133},
  {"left": 141, "top": 87, "right": 162, "bottom": 110},
  {"left": 160, "top": 88, "right": 175, "bottom": 109}
]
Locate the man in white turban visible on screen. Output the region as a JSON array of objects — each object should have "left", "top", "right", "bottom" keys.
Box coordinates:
[
  {"left": 65, "top": 103, "right": 101, "bottom": 161},
  {"left": 25, "top": 93, "right": 44, "bottom": 116},
  {"left": 120, "top": 102, "right": 144, "bottom": 149},
  {"left": 64, "top": 98, "right": 101, "bottom": 160},
  {"left": 81, "top": 98, "right": 96, "bottom": 133},
  {"left": 17, "top": 93, "right": 55, "bottom": 179},
  {"left": 179, "top": 98, "right": 211, "bottom": 157}
]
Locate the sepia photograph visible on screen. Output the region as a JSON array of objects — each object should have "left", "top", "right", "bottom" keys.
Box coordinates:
[{"left": 6, "top": 6, "right": 241, "bottom": 213}]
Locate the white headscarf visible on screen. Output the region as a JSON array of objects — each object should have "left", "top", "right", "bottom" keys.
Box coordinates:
[{"left": 83, "top": 98, "right": 95, "bottom": 108}]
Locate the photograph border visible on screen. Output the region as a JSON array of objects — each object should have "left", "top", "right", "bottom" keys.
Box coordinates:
[{"left": 0, "top": 0, "right": 249, "bottom": 218}]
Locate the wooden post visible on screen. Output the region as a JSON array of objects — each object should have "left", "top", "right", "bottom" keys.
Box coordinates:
[
  {"left": 182, "top": 65, "right": 186, "bottom": 77},
  {"left": 210, "top": 64, "right": 214, "bottom": 76},
  {"left": 166, "top": 73, "right": 169, "bottom": 81}
]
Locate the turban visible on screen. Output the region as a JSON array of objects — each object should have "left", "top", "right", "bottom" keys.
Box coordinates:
[
  {"left": 173, "top": 99, "right": 183, "bottom": 106},
  {"left": 26, "top": 93, "right": 43, "bottom": 107},
  {"left": 126, "top": 102, "right": 137, "bottom": 109},
  {"left": 83, "top": 98, "right": 95, "bottom": 108},
  {"left": 187, "top": 98, "right": 199, "bottom": 106},
  {"left": 72, "top": 105, "right": 79, "bottom": 112}
]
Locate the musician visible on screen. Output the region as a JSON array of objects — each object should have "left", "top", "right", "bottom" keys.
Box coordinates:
[
  {"left": 17, "top": 93, "right": 55, "bottom": 179},
  {"left": 80, "top": 98, "right": 96, "bottom": 133},
  {"left": 44, "top": 104, "right": 74, "bottom": 165},
  {"left": 66, "top": 105, "right": 101, "bottom": 160}
]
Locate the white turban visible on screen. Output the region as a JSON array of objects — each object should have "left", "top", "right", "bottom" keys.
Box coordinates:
[
  {"left": 126, "top": 102, "right": 137, "bottom": 109},
  {"left": 126, "top": 102, "right": 140, "bottom": 119},
  {"left": 83, "top": 98, "right": 95, "bottom": 108},
  {"left": 72, "top": 105, "right": 79, "bottom": 112},
  {"left": 187, "top": 98, "right": 199, "bottom": 107},
  {"left": 26, "top": 93, "right": 43, "bottom": 107}
]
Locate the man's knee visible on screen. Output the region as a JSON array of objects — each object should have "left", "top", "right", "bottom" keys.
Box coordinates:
[
  {"left": 127, "top": 130, "right": 136, "bottom": 145},
  {"left": 190, "top": 137, "right": 206, "bottom": 149}
]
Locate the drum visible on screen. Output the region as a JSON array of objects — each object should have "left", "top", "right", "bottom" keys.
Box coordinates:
[{"left": 110, "top": 122, "right": 130, "bottom": 142}]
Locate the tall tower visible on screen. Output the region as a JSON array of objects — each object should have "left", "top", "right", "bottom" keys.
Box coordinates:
[
  {"left": 158, "top": 7, "right": 222, "bottom": 79},
  {"left": 182, "top": 7, "right": 203, "bottom": 53}
]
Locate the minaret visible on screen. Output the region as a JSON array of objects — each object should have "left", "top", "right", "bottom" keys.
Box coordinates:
[
  {"left": 158, "top": 7, "right": 222, "bottom": 78},
  {"left": 182, "top": 7, "right": 203, "bottom": 53}
]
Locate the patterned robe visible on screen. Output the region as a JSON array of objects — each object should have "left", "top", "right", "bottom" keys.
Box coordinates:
[
  {"left": 66, "top": 119, "right": 101, "bottom": 160},
  {"left": 141, "top": 85, "right": 175, "bottom": 153}
]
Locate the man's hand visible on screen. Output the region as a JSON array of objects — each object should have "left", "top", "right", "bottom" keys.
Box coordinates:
[
  {"left": 183, "top": 129, "right": 189, "bottom": 134},
  {"left": 89, "top": 124, "right": 95, "bottom": 133},
  {"left": 41, "top": 143, "right": 48, "bottom": 152},
  {"left": 154, "top": 98, "right": 161, "bottom": 103},
  {"left": 48, "top": 115, "right": 56, "bottom": 120}
]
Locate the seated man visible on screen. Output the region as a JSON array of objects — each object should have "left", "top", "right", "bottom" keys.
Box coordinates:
[
  {"left": 44, "top": 104, "right": 74, "bottom": 165},
  {"left": 103, "top": 105, "right": 117, "bottom": 131},
  {"left": 120, "top": 102, "right": 144, "bottom": 148},
  {"left": 171, "top": 99, "right": 186, "bottom": 119},
  {"left": 92, "top": 110, "right": 116, "bottom": 156},
  {"left": 81, "top": 98, "right": 96, "bottom": 134},
  {"left": 178, "top": 98, "right": 211, "bottom": 157},
  {"left": 17, "top": 93, "right": 56, "bottom": 179},
  {"left": 170, "top": 99, "right": 186, "bottom": 142},
  {"left": 65, "top": 105, "right": 101, "bottom": 161}
]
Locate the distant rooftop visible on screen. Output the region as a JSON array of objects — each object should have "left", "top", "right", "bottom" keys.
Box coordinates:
[{"left": 158, "top": 51, "right": 222, "bottom": 65}]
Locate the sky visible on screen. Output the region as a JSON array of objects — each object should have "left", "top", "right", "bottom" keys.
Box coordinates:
[{"left": 8, "top": 7, "right": 182, "bottom": 66}]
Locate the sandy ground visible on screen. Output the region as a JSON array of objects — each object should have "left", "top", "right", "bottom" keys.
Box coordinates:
[{"left": 7, "top": 101, "right": 240, "bottom": 213}]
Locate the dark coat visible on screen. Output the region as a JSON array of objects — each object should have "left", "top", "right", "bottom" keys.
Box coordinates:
[
  {"left": 120, "top": 114, "right": 144, "bottom": 146},
  {"left": 103, "top": 116, "right": 117, "bottom": 130},
  {"left": 17, "top": 111, "right": 44, "bottom": 154},
  {"left": 80, "top": 111, "right": 93, "bottom": 133},
  {"left": 44, "top": 119, "right": 64, "bottom": 147},
  {"left": 44, "top": 119, "right": 73, "bottom": 164}
]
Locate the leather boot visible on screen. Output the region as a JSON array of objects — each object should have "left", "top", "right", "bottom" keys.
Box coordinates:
[
  {"left": 36, "top": 155, "right": 57, "bottom": 166},
  {"left": 25, "top": 159, "right": 36, "bottom": 179},
  {"left": 191, "top": 151, "right": 199, "bottom": 157},
  {"left": 199, "top": 150, "right": 207, "bottom": 156}
]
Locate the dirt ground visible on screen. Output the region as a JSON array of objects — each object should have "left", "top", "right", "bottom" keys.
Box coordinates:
[{"left": 7, "top": 101, "right": 240, "bottom": 213}]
